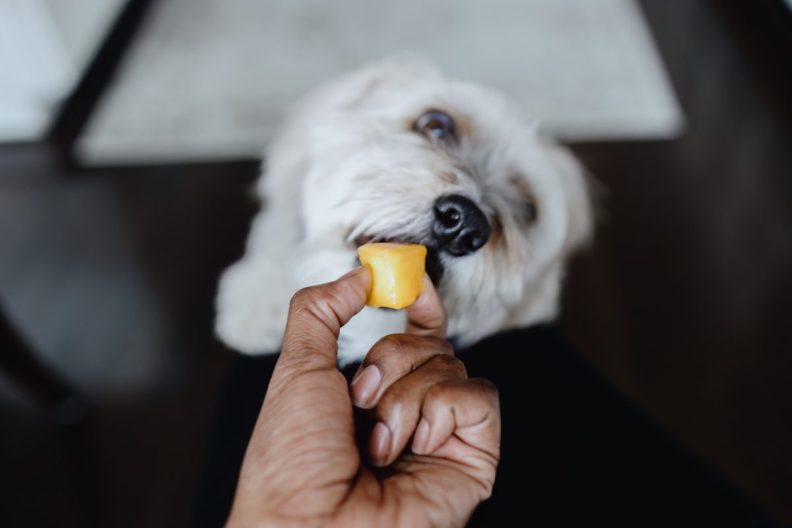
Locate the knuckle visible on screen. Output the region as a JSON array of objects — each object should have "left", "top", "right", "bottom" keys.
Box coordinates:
[
  {"left": 377, "top": 386, "right": 409, "bottom": 417},
  {"left": 290, "top": 285, "right": 340, "bottom": 324},
  {"left": 367, "top": 334, "right": 408, "bottom": 362},
  {"left": 471, "top": 377, "right": 498, "bottom": 394},
  {"left": 425, "top": 336, "right": 454, "bottom": 355},
  {"left": 424, "top": 382, "right": 452, "bottom": 406},
  {"left": 375, "top": 333, "right": 407, "bottom": 351},
  {"left": 367, "top": 333, "right": 430, "bottom": 362},
  {"left": 289, "top": 286, "right": 317, "bottom": 310},
  {"left": 430, "top": 354, "right": 467, "bottom": 377},
  {"left": 469, "top": 378, "right": 500, "bottom": 406},
  {"left": 424, "top": 377, "right": 497, "bottom": 406}
]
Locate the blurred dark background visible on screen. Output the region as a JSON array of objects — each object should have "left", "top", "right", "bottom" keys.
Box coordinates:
[{"left": 1, "top": 0, "right": 790, "bottom": 526}]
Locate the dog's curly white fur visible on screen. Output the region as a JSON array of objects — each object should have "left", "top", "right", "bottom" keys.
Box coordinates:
[{"left": 216, "top": 56, "right": 594, "bottom": 364}]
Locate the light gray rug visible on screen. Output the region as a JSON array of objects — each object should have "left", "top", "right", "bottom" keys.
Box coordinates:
[
  {"left": 0, "top": 0, "right": 126, "bottom": 141},
  {"left": 77, "top": 0, "right": 684, "bottom": 165}
]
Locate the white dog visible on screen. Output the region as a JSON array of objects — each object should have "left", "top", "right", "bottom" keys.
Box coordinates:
[{"left": 215, "top": 56, "right": 594, "bottom": 365}]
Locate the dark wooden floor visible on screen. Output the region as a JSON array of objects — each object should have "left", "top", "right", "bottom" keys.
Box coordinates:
[
  {"left": 0, "top": 0, "right": 790, "bottom": 526},
  {"left": 563, "top": 0, "right": 792, "bottom": 520}
]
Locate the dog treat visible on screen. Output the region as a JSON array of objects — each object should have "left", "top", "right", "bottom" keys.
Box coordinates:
[{"left": 357, "top": 243, "right": 427, "bottom": 309}]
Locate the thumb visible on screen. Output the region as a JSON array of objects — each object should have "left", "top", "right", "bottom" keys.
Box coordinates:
[
  {"left": 232, "top": 268, "right": 371, "bottom": 521},
  {"left": 278, "top": 266, "right": 371, "bottom": 374},
  {"left": 405, "top": 274, "right": 447, "bottom": 338}
]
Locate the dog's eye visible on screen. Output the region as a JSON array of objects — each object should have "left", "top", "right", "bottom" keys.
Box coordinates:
[
  {"left": 414, "top": 110, "right": 456, "bottom": 142},
  {"left": 525, "top": 202, "right": 538, "bottom": 223}
]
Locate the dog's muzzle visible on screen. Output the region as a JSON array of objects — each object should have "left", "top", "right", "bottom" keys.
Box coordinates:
[
  {"left": 431, "top": 194, "right": 490, "bottom": 257},
  {"left": 352, "top": 194, "right": 489, "bottom": 287}
]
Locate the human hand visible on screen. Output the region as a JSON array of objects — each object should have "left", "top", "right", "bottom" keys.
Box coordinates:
[{"left": 227, "top": 267, "right": 500, "bottom": 527}]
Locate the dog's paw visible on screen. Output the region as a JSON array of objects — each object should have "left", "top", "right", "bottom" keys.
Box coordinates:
[{"left": 215, "top": 256, "right": 293, "bottom": 355}]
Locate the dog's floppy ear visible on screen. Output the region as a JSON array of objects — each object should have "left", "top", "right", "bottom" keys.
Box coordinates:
[
  {"left": 506, "top": 139, "right": 596, "bottom": 330},
  {"left": 540, "top": 137, "right": 596, "bottom": 256}
]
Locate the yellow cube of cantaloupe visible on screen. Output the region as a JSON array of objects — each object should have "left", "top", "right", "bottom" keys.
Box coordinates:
[{"left": 357, "top": 243, "right": 427, "bottom": 309}]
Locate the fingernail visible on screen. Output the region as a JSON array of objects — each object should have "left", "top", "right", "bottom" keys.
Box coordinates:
[
  {"left": 412, "top": 418, "right": 431, "bottom": 454},
  {"left": 350, "top": 365, "right": 382, "bottom": 407},
  {"left": 370, "top": 422, "right": 391, "bottom": 466}
]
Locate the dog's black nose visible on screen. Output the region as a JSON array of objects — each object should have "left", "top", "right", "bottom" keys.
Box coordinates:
[{"left": 432, "top": 195, "right": 490, "bottom": 256}]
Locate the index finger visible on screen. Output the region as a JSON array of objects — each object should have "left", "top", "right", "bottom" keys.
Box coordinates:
[{"left": 405, "top": 274, "right": 447, "bottom": 339}]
